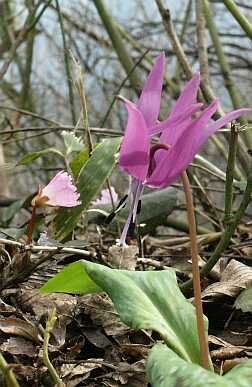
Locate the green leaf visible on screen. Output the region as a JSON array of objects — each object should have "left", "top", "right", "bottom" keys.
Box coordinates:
[
  {"left": 41, "top": 261, "right": 101, "bottom": 294},
  {"left": 17, "top": 148, "right": 64, "bottom": 165},
  {"left": 234, "top": 287, "right": 252, "bottom": 313},
  {"left": 146, "top": 343, "right": 252, "bottom": 387},
  {"left": 70, "top": 148, "right": 89, "bottom": 179},
  {"left": 54, "top": 137, "right": 121, "bottom": 239},
  {"left": 41, "top": 259, "right": 208, "bottom": 365},
  {"left": 62, "top": 131, "right": 84, "bottom": 154},
  {"left": 2, "top": 199, "right": 24, "bottom": 224}
]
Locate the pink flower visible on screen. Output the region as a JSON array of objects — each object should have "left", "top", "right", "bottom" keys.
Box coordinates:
[
  {"left": 118, "top": 53, "right": 250, "bottom": 245},
  {"left": 32, "top": 171, "right": 81, "bottom": 207},
  {"left": 92, "top": 187, "right": 118, "bottom": 206}
]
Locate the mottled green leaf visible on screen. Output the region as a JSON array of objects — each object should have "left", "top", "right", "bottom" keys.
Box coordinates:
[
  {"left": 146, "top": 343, "right": 252, "bottom": 387},
  {"left": 54, "top": 137, "right": 121, "bottom": 240},
  {"left": 41, "top": 259, "right": 208, "bottom": 365},
  {"left": 70, "top": 148, "right": 89, "bottom": 179}
]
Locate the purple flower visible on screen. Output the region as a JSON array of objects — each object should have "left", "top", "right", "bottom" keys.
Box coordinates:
[{"left": 118, "top": 53, "right": 249, "bottom": 245}]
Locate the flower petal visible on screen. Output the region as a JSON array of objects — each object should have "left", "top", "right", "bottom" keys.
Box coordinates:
[
  {"left": 42, "top": 171, "right": 81, "bottom": 207},
  {"left": 146, "top": 100, "right": 219, "bottom": 188},
  {"left": 137, "top": 52, "right": 165, "bottom": 127},
  {"left": 170, "top": 73, "right": 200, "bottom": 118},
  {"left": 149, "top": 103, "right": 203, "bottom": 136},
  {"left": 205, "top": 108, "right": 250, "bottom": 136},
  {"left": 119, "top": 99, "right": 150, "bottom": 181}
]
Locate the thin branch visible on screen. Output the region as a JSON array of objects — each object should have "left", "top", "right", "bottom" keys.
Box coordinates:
[{"left": 223, "top": 0, "right": 252, "bottom": 40}]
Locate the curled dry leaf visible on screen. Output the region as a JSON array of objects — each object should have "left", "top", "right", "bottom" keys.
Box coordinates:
[
  {"left": 60, "top": 360, "right": 102, "bottom": 387},
  {"left": 0, "top": 337, "right": 38, "bottom": 357},
  {"left": 201, "top": 259, "right": 252, "bottom": 300},
  {"left": 0, "top": 317, "right": 39, "bottom": 343}
]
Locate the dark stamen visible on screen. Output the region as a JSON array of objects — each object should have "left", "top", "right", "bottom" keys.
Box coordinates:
[{"left": 105, "top": 194, "right": 128, "bottom": 224}]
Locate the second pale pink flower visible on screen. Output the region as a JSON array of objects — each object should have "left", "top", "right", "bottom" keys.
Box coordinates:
[{"left": 32, "top": 171, "right": 81, "bottom": 208}]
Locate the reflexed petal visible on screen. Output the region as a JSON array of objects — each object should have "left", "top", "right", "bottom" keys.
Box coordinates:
[
  {"left": 119, "top": 99, "right": 150, "bottom": 181},
  {"left": 149, "top": 103, "right": 203, "bottom": 136},
  {"left": 146, "top": 100, "right": 219, "bottom": 188},
  {"left": 41, "top": 171, "right": 81, "bottom": 207},
  {"left": 170, "top": 73, "right": 200, "bottom": 118},
  {"left": 205, "top": 108, "right": 250, "bottom": 136},
  {"left": 137, "top": 52, "right": 165, "bottom": 127}
]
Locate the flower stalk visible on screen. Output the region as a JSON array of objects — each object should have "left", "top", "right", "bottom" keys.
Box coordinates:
[
  {"left": 27, "top": 205, "right": 36, "bottom": 244},
  {"left": 181, "top": 171, "right": 209, "bottom": 369}
]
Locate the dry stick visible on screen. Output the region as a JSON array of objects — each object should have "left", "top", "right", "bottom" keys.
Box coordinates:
[
  {"left": 74, "top": 57, "right": 93, "bottom": 156},
  {"left": 181, "top": 171, "right": 209, "bottom": 370},
  {"left": 0, "top": 352, "right": 20, "bottom": 387},
  {"left": 154, "top": 0, "right": 246, "bottom": 179},
  {"left": 195, "top": 0, "right": 212, "bottom": 96}
]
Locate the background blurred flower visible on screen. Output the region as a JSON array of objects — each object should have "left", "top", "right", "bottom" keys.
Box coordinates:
[{"left": 92, "top": 187, "right": 118, "bottom": 206}]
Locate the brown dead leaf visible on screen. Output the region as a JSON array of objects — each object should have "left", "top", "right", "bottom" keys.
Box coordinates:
[
  {"left": 0, "top": 337, "right": 38, "bottom": 357},
  {"left": 210, "top": 346, "right": 248, "bottom": 360},
  {"left": 222, "top": 357, "right": 248, "bottom": 373},
  {"left": 80, "top": 294, "right": 130, "bottom": 337},
  {"left": 0, "top": 317, "right": 39, "bottom": 343},
  {"left": 107, "top": 360, "right": 146, "bottom": 386},
  {"left": 84, "top": 328, "right": 111, "bottom": 349},
  {"left": 107, "top": 245, "right": 138, "bottom": 269},
  {"left": 18, "top": 289, "right": 78, "bottom": 346},
  {"left": 202, "top": 260, "right": 252, "bottom": 299},
  {"left": 60, "top": 360, "right": 102, "bottom": 387},
  {"left": 119, "top": 343, "right": 150, "bottom": 359}
]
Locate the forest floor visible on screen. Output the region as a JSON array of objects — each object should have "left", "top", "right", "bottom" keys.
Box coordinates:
[{"left": 1, "top": 223, "right": 252, "bottom": 386}]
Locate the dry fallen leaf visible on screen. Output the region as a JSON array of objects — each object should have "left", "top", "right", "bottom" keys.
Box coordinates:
[
  {"left": 60, "top": 359, "right": 102, "bottom": 387},
  {"left": 107, "top": 245, "right": 138, "bottom": 269},
  {"left": 202, "top": 260, "right": 252, "bottom": 299},
  {"left": 0, "top": 317, "right": 39, "bottom": 343},
  {"left": 0, "top": 337, "right": 38, "bottom": 357},
  {"left": 18, "top": 289, "right": 78, "bottom": 346}
]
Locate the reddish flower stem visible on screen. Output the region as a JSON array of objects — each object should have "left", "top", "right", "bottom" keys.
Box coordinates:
[
  {"left": 27, "top": 205, "right": 36, "bottom": 244},
  {"left": 181, "top": 171, "right": 209, "bottom": 369}
]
